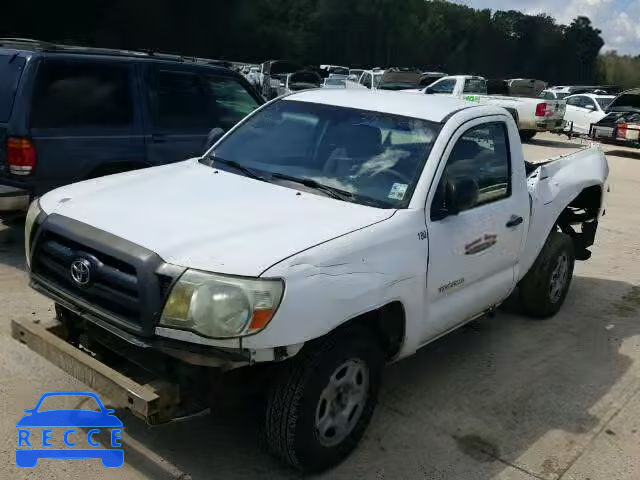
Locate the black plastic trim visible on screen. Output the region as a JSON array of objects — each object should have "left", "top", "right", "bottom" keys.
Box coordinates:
[{"left": 30, "top": 214, "right": 185, "bottom": 336}]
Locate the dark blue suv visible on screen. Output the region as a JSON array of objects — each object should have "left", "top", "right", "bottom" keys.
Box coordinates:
[{"left": 0, "top": 39, "right": 263, "bottom": 218}]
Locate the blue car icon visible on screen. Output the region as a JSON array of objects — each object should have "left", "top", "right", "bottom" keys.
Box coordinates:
[{"left": 16, "top": 391, "right": 123, "bottom": 468}]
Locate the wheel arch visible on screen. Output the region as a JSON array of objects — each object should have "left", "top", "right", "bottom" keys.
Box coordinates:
[
  {"left": 331, "top": 301, "right": 406, "bottom": 361},
  {"left": 556, "top": 184, "right": 602, "bottom": 260}
]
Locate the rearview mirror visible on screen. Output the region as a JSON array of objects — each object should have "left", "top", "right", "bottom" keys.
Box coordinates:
[{"left": 205, "top": 127, "right": 225, "bottom": 150}]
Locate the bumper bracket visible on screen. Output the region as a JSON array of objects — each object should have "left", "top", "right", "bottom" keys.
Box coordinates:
[{"left": 11, "top": 317, "right": 180, "bottom": 425}]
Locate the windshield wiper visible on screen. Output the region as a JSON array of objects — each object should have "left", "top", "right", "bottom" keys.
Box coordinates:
[
  {"left": 271, "top": 173, "right": 354, "bottom": 201},
  {"left": 206, "top": 157, "right": 266, "bottom": 181}
]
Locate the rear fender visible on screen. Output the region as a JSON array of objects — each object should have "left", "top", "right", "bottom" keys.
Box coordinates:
[{"left": 517, "top": 146, "right": 607, "bottom": 280}]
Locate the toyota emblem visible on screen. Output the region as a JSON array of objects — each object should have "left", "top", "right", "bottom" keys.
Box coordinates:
[{"left": 70, "top": 259, "right": 92, "bottom": 286}]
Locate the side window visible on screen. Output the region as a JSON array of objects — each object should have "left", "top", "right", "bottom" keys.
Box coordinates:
[
  {"left": 431, "top": 122, "right": 510, "bottom": 218},
  {"left": 572, "top": 97, "right": 585, "bottom": 108},
  {"left": 147, "top": 69, "right": 210, "bottom": 130},
  {"left": 566, "top": 96, "right": 581, "bottom": 107},
  {"left": 0, "top": 54, "right": 26, "bottom": 122},
  {"left": 429, "top": 79, "right": 455, "bottom": 94},
  {"left": 31, "top": 61, "right": 133, "bottom": 128},
  {"left": 463, "top": 78, "right": 487, "bottom": 94},
  {"left": 203, "top": 75, "right": 260, "bottom": 130},
  {"left": 582, "top": 98, "right": 596, "bottom": 110}
]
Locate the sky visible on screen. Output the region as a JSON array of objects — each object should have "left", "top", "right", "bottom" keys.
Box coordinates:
[{"left": 452, "top": 0, "right": 640, "bottom": 55}]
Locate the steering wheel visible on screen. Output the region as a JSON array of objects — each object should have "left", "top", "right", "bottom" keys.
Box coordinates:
[{"left": 369, "top": 168, "right": 412, "bottom": 185}]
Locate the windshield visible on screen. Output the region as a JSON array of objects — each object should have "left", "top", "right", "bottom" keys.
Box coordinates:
[
  {"left": 596, "top": 97, "right": 614, "bottom": 109},
  {"left": 325, "top": 78, "right": 346, "bottom": 86},
  {"left": 208, "top": 100, "right": 441, "bottom": 208}
]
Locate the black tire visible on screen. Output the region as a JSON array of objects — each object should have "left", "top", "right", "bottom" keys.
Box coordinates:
[
  {"left": 264, "top": 327, "right": 384, "bottom": 473},
  {"left": 519, "top": 130, "right": 537, "bottom": 142},
  {"left": 519, "top": 231, "right": 575, "bottom": 318}
]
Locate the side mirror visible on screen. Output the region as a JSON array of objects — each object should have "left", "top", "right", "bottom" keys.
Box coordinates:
[
  {"left": 446, "top": 177, "right": 479, "bottom": 215},
  {"left": 424, "top": 87, "right": 435, "bottom": 94},
  {"left": 432, "top": 176, "right": 479, "bottom": 220},
  {"left": 205, "top": 127, "right": 225, "bottom": 150}
]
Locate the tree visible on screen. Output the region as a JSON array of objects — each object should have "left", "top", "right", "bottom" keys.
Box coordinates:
[{"left": 0, "top": 0, "right": 607, "bottom": 84}]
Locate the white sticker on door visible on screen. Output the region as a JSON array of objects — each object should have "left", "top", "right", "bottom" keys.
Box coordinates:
[{"left": 388, "top": 183, "right": 408, "bottom": 200}]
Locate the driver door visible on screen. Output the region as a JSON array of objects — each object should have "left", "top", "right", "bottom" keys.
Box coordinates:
[{"left": 421, "top": 118, "right": 527, "bottom": 343}]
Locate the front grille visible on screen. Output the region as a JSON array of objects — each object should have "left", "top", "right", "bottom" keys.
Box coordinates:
[
  {"left": 29, "top": 215, "right": 185, "bottom": 337},
  {"left": 32, "top": 231, "right": 143, "bottom": 323}
]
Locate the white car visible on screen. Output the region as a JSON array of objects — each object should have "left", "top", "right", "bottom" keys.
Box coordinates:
[
  {"left": 19, "top": 90, "right": 608, "bottom": 473},
  {"left": 564, "top": 93, "right": 615, "bottom": 135}
]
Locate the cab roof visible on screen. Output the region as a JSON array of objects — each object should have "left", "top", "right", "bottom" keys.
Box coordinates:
[{"left": 284, "top": 89, "right": 475, "bottom": 122}]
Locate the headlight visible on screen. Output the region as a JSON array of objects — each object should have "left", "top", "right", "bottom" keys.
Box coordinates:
[
  {"left": 24, "top": 199, "right": 43, "bottom": 268},
  {"left": 159, "top": 270, "right": 284, "bottom": 338}
]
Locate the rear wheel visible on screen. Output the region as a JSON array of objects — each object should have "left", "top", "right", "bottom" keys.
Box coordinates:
[
  {"left": 264, "top": 328, "right": 384, "bottom": 472},
  {"left": 519, "top": 231, "right": 575, "bottom": 318},
  {"left": 519, "top": 130, "right": 537, "bottom": 142}
]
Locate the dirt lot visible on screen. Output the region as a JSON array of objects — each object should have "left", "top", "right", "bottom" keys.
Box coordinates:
[{"left": 1, "top": 132, "right": 639, "bottom": 480}]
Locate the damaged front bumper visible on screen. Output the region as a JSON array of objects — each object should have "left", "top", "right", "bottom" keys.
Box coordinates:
[
  {"left": 11, "top": 297, "right": 253, "bottom": 424},
  {"left": 12, "top": 317, "right": 181, "bottom": 425}
]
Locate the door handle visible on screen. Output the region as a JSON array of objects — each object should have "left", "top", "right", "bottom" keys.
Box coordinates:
[
  {"left": 506, "top": 215, "right": 524, "bottom": 228},
  {"left": 151, "top": 134, "right": 166, "bottom": 143}
]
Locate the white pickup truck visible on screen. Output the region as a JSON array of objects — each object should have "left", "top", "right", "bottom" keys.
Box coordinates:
[
  {"left": 418, "top": 75, "right": 567, "bottom": 142},
  {"left": 16, "top": 90, "right": 608, "bottom": 473}
]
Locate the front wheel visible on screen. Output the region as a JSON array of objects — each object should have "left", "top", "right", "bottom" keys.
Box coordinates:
[
  {"left": 519, "top": 231, "right": 575, "bottom": 318},
  {"left": 264, "top": 328, "right": 384, "bottom": 472}
]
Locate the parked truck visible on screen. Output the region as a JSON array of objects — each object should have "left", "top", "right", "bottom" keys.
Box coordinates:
[
  {"left": 416, "top": 75, "right": 566, "bottom": 142},
  {"left": 15, "top": 90, "right": 607, "bottom": 473}
]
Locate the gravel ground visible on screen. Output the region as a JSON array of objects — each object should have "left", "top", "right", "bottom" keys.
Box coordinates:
[{"left": 1, "top": 132, "right": 639, "bottom": 479}]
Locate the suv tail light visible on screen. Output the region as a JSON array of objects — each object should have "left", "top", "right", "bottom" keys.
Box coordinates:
[
  {"left": 535, "top": 103, "right": 548, "bottom": 117},
  {"left": 7, "top": 137, "right": 36, "bottom": 176}
]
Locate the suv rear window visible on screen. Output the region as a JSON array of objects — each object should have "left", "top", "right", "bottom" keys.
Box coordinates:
[
  {"left": 0, "top": 54, "right": 26, "bottom": 122},
  {"left": 31, "top": 61, "right": 133, "bottom": 128}
]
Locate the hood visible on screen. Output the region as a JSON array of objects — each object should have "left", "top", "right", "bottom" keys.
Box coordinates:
[
  {"left": 40, "top": 161, "right": 395, "bottom": 277},
  {"left": 606, "top": 88, "right": 640, "bottom": 113},
  {"left": 597, "top": 110, "right": 640, "bottom": 126}
]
